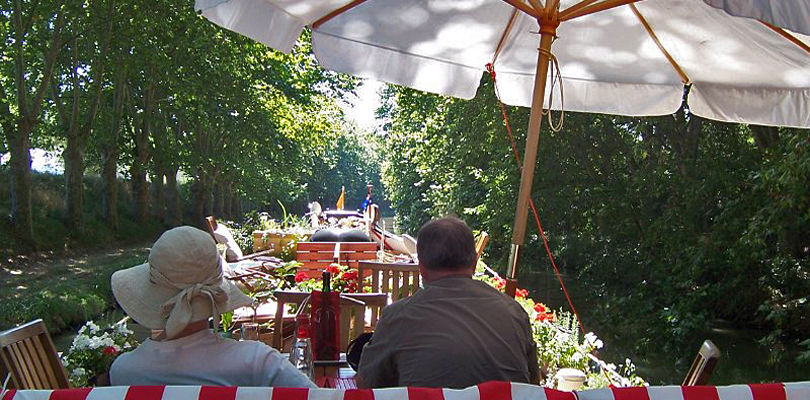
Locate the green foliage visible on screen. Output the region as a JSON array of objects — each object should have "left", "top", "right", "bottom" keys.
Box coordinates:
[
  {"left": 0, "top": 170, "right": 164, "bottom": 254},
  {"left": 379, "top": 76, "right": 810, "bottom": 364},
  {"left": 2, "top": 0, "right": 377, "bottom": 249},
  {"left": 0, "top": 249, "right": 148, "bottom": 333},
  {"left": 474, "top": 271, "right": 644, "bottom": 388}
]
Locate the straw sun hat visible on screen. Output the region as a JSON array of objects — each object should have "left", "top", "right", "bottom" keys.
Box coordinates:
[{"left": 111, "top": 226, "right": 252, "bottom": 339}]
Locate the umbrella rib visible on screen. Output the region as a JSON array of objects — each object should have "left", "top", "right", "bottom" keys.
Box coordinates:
[
  {"left": 491, "top": 9, "right": 521, "bottom": 66},
  {"left": 312, "top": 0, "right": 369, "bottom": 30},
  {"left": 560, "top": 0, "right": 600, "bottom": 20},
  {"left": 545, "top": 0, "right": 560, "bottom": 16},
  {"left": 630, "top": 3, "right": 690, "bottom": 84},
  {"left": 760, "top": 21, "right": 810, "bottom": 55},
  {"left": 502, "top": 0, "right": 540, "bottom": 19},
  {"left": 527, "top": 0, "right": 544, "bottom": 13},
  {"left": 314, "top": 31, "right": 484, "bottom": 71},
  {"left": 560, "top": 0, "right": 641, "bottom": 21}
]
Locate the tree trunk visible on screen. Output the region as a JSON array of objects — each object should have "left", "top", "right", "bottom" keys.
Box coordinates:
[
  {"left": 165, "top": 165, "right": 181, "bottom": 226},
  {"left": 153, "top": 169, "right": 166, "bottom": 223},
  {"left": 101, "top": 147, "right": 119, "bottom": 230},
  {"left": 235, "top": 196, "right": 243, "bottom": 219},
  {"left": 193, "top": 172, "right": 213, "bottom": 228},
  {"left": 7, "top": 124, "right": 34, "bottom": 246},
  {"left": 131, "top": 162, "right": 147, "bottom": 223},
  {"left": 63, "top": 137, "right": 85, "bottom": 233},
  {"left": 213, "top": 180, "right": 225, "bottom": 218},
  {"left": 223, "top": 181, "right": 233, "bottom": 221},
  {"left": 193, "top": 180, "right": 205, "bottom": 229},
  {"left": 205, "top": 183, "right": 214, "bottom": 218},
  {"left": 130, "top": 80, "right": 154, "bottom": 224}
]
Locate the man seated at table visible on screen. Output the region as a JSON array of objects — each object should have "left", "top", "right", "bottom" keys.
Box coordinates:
[
  {"left": 357, "top": 217, "right": 540, "bottom": 389},
  {"left": 109, "top": 226, "right": 315, "bottom": 387}
]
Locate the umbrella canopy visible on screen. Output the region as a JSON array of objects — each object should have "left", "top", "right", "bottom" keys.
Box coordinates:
[
  {"left": 196, "top": 0, "right": 810, "bottom": 290},
  {"left": 196, "top": 0, "right": 810, "bottom": 128},
  {"left": 703, "top": 0, "right": 810, "bottom": 36}
]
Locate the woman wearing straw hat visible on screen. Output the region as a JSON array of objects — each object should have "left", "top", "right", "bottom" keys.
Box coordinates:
[{"left": 109, "top": 226, "right": 315, "bottom": 387}]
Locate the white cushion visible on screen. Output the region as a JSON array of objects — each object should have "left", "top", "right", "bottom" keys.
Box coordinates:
[{"left": 213, "top": 223, "right": 244, "bottom": 262}]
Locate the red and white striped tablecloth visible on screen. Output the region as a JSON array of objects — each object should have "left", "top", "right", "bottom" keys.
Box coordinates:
[{"left": 3, "top": 381, "right": 809, "bottom": 400}]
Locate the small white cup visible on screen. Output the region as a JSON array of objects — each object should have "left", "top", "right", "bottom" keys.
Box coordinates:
[{"left": 556, "top": 368, "right": 586, "bottom": 391}]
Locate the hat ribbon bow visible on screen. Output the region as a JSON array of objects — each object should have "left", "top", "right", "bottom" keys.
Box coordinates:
[{"left": 151, "top": 265, "right": 228, "bottom": 340}]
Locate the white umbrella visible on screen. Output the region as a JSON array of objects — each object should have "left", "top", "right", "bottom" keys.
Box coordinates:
[{"left": 196, "top": 0, "right": 810, "bottom": 292}]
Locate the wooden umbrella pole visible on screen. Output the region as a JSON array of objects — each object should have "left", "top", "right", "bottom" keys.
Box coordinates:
[{"left": 505, "top": 16, "right": 559, "bottom": 298}]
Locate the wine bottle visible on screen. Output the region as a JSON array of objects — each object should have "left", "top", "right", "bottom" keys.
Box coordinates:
[{"left": 314, "top": 271, "right": 339, "bottom": 360}]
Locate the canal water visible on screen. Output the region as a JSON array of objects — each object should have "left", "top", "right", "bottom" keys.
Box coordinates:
[{"left": 518, "top": 268, "right": 810, "bottom": 385}]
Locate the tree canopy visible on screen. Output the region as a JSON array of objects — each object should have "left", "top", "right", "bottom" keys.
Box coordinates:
[
  {"left": 378, "top": 76, "right": 810, "bottom": 356},
  {"left": 0, "top": 0, "right": 383, "bottom": 248}
]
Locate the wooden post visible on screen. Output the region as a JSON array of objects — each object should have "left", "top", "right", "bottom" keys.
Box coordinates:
[{"left": 505, "top": 15, "right": 559, "bottom": 296}]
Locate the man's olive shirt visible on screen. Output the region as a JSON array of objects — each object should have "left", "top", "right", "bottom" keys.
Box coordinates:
[{"left": 358, "top": 275, "right": 540, "bottom": 388}]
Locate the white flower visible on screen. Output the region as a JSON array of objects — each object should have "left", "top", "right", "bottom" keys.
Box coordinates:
[
  {"left": 99, "top": 334, "right": 114, "bottom": 347},
  {"left": 86, "top": 321, "right": 100, "bottom": 334},
  {"left": 71, "top": 367, "right": 87, "bottom": 378},
  {"left": 114, "top": 323, "right": 133, "bottom": 336},
  {"left": 583, "top": 332, "right": 603, "bottom": 349},
  {"left": 88, "top": 336, "right": 102, "bottom": 349},
  {"left": 71, "top": 334, "right": 91, "bottom": 351}
]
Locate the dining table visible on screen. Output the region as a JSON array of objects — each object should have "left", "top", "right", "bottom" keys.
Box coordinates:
[{"left": 284, "top": 352, "right": 358, "bottom": 389}]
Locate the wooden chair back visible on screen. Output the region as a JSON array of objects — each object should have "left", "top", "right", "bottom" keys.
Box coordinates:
[
  {"left": 682, "top": 340, "right": 721, "bottom": 386},
  {"left": 271, "top": 291, "right": 388, "bottom": 353},
  {"left": 475, "top": 231, "right": 489, "bottom": 261},
  {"left": 0, "top": 319, "right": 70, "bottom": 389},
  {"left": 205, "top": 216, "right": 218, "bottom": 240},
  {"left": 357, "top": 261, "right": 420, "bottom": 323},
  {"left": 295, "top": 242, "right": 378, "bottom": 277}
]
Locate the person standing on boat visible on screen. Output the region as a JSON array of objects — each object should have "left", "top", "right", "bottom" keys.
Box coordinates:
[
  {"left": 357, "top": 217, "right": 540, "bottom": 389},
  {"left": 108, "top": 226, "right": 316, "bottom": 387},
  {"left": 361, "top": 184, "right": 373, "bottom": 211}
]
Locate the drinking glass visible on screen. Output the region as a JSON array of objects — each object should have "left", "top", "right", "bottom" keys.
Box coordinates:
[{"left": 240, "top": 322, "right": 260, "bottom": 341}]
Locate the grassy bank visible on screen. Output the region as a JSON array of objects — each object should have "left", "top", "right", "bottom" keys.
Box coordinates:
[
  {"left": 0, "top": 245, "right": 150, "bottom": 334},
  {"left": 0, "top": 169, "right": 174, "bottom": 255}
]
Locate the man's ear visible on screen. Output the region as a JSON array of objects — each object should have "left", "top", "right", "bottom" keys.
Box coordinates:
[{"left": 418, "top": 263, "right": 429, "bottom": 281}]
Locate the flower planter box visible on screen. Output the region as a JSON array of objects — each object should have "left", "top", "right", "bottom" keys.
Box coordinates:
[{"left": 252, "top": 231, "right": 310, "bottom": 256}]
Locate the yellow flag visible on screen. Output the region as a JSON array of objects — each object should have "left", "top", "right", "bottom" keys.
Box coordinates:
[{"left": 336, "top": 186, "right": 345, "bottom": 210}]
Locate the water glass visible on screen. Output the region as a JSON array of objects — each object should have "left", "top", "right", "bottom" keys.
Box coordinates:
[{"left": 240, "top": 322, "right": 260, "bottom": 341}]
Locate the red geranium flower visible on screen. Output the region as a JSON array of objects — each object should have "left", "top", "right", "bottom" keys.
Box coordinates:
[
  {"left": 294, "top": 271, "right": 308, "bottom": 283},
  {"left": 516, "top": 288, "right": 529, "bottom": 298},
  {"left": 534, "top": 303, "right": 548, "bottom": 314},
  {"left": 326, "top": 264, "right": 340, "bottom": 275},
  {"left": 102, "top": 346, "right": 118, "bottom": 356},
  {"left": 494, "top": 278, "right": 506, "bottom": 290},
  {"left": 535, "top": 310, "right": 555, "bottom": 323},
  {"left": 342, "top": 270, "right": 358, "bottom": 280}
]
